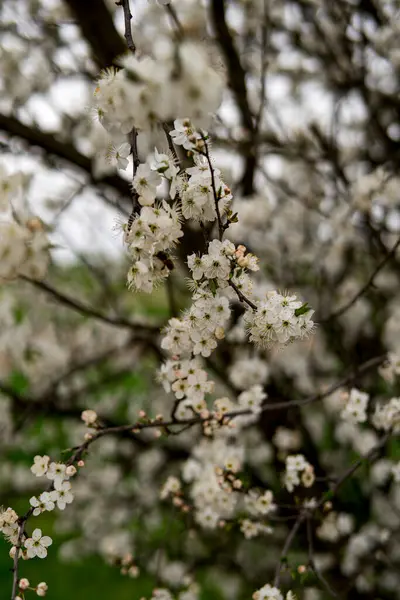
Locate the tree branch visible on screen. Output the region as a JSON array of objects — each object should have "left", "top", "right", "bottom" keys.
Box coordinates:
[
  {"left": 63, "top": 0, "right": 126, "bottom": 68},
  {"left": 210, "top": 0, "right": 256, "bottom": 195},
  {"left": 321, "top": 235, "right": 400, "bottom": 322},
  {"left": 0, "top": 112, "right": 130, "bottom": 197},
  {"left": 20, "top": 276, "right": 160, "bottom": 334},
  {"left": 116, "top": 0, "right": 136, "bottom": 53}
]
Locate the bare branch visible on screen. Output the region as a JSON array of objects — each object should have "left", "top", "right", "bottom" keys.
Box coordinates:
[
  {"left": 116, "top": 0, "right": 136, "bottom": 54},
  {"left": 20, "top": 276, "right": 160, "bottom": 334},
  {"left": 321, "top": 235, "right": 400, "bottom": 322}
]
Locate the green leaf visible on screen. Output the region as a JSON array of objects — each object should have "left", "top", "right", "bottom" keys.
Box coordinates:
[
  {"left": 7, "top": 370, "right": 29, "bottom": 395},
  {"left": 294, "top": 303, "right": 311, "bottom": 317},
  {"left": 208, "top": 279, "right": 218, "bottom": 296},
  {"left": 13, "top": 305, "right": 25, "bottom": 324}
]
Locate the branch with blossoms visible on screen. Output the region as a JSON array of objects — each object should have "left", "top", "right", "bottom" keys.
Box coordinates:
[
  {"left": 4, "top": 404, "right": 261, "bottom": 600},
  {"left": 2, "top": 1, "right": 400, "bottom": 600}
]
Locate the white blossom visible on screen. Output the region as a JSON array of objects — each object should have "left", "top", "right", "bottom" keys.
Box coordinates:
[
  {"left": 24, "top": 529, "right": 52, "bottom": 559},
  {"left": 31, "top": 455, "right": 50, "bottom": 477}
]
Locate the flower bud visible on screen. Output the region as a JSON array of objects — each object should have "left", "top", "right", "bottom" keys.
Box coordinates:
[
  {"left": 214, "top": 326, "right": 225, "bottom": 340},
  {"left": 19, "top": 578, "right": 30, "bottom": 590},
  {"left": 297, "top": 565, "right": 307, "bottom": 574},
  {"left": 36, "top": 582, "right": 48, "bottom": 596},
  {"left": 81, "top": 410, "right": 97, "bottom": 426}
]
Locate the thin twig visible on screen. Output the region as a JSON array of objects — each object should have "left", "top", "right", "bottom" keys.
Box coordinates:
[
  {"left": 272, "top": 431, "right": 391, "bottom": 592},
  {"left": 321, "top": 235, "right": 400, "bottom": 322},
  {"left": 116, "top": 0, "right": 136, "bottom": 53},
  {"left": 164, "top": 3, "right": 184, "bottom": 40},
  {"left": 20, "top": 276, "right": 160, "bottom": 334},
  {"left": 162, "top": 122, "right": 180, "bottom": 166},
  {"left": 306, "top": 517, "right": 338, "bottom": 597},
  {"left": 274, "top": 513, "right": 305, "bottom": 587},
  {"left": 228, "top": 280, "right": 257, "bottom": 310},
  {"left": 318, "top": 431, "right": 390, "bottom": 509},
  {"left": 202, "top": 139, "right": 224, "bottom": 241},
  {"left": 10, "top": 521, "right": 25, "bottom": 600}
]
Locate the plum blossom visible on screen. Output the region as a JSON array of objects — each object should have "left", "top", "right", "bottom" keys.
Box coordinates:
[{"left": 24, "top": 529, "right": 52, "bottom": 559}]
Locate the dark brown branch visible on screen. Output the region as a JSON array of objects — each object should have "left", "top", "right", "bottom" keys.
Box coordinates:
[
  {"left": 164, "top": 4, "right": 184, "bottom": 39},
  {"left": 210, "top": 0, "right": 256, "bottom": 195},
  {"left": 116, "top": 0, "right": 136, "bottom": 53},
  {"left": 202, "top": 140, "right": 224, "bottom": 240},
  {"left": 0, "top": 113, "right": 130, "bottom": 197},
  {"left": 228, "top": 280, "right": 257, "bottom": 310},
  {"left": 63, "top": 0, "right": 126, "bottom": 68}
]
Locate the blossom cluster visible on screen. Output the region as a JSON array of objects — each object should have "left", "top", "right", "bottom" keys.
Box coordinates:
[
  {"left": 177, "top": 435, "right": 276, "bottom": 534},
  {"left": 283, "top": 454, "right": 315, "bottom": 493},
  {"left": 0, "top": 165, "right": 50, "bottom": 282},
  {"left": 244, "top": 292, "right": 315, "bottom": 349},
  {"left": 161, "top": 291, "right": 230, "bottom": 358},
  {"left": 158, "top": 358, "right": 214, "bottom": 413},
  {"left": 253, "top": 584, "right": 296, "bottom": 600},
  {"left": 341, "top": 388, "right": 369, "bottom": 424},
  {"left": 16, "top": 577, "right": 48, "bottom": 598},
  {"left": 0, "top": 457, "right": 75, "bottom": 558},
  {"left": 125, "top": 201, "right": 182, "bottom": 293},
  {"left": 342, "top": 523, "right": 390, "bottom": 576},
  {"left": 379, "top": 352, "right": 400, "bottom": 383},
  {"left": 146, "top": 584, "right": 199, "bottom": 600},
  {"left": 372, "top": 397, "right": 400, "bottom": 432},
  {"left": 0, "top": 507, "right": 19, "bottom": 547},
  {"left": 179, "top": 151, "right": 233, "bottom": 221},
  {"left": 317, "top": 511, "right": 354, "bottom": 542},
  {"left": 93, "top": 42, "right": 223, "bottom": 135},
  {"left": 188, "top": 239, "right": 258, "bottom": 287}
]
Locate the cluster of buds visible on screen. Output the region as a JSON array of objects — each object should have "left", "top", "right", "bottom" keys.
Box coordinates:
[
  {"left": 160, "top": 476, "right": 191, "bottom": 513},
  {"left": 234, "top": 244, "right": 259, "bottom": 271},
  {"left": 81, "top": 409, "right": 98, "bottom": 428},
  {"left": 17, "top": 579, "right": 48, "bottom": 597},
  {"left": 200, "top": 409, "right": 237, "bottom": 437},
  {"left": 179, "top": 118, "right": 206, "bottom": 153},
  {"left": 215, "top": 466, "right": 243, "bottom": 492},
  {"left": 131, "top": 410, "right": 165, "bottom": 439},
  {"left": 115, "top": 553, "right": 140, "bottom": 579}
]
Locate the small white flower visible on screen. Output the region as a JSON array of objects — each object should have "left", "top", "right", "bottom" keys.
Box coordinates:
[
  {"left": 24, "top": 529, "right": 52, "bottom": 559},
  {"left": 29, "top": 492, "right": 55, "bottom": 516},
  {"left": 106, "top": 142, "right": 131, "bottom": 170},
  {"left": 252, "top": 583, "right": 283, "bottom": 600},
  {"left": 160, "top": 476, "right": 181, "bottom": 499},
  {"left": 50, "top": 480, "right": 74, "bottom": 510},
  {"left": 133, "top": 163, "right": 161, "bottom": 206},
  {"left": 170, "top": 119, "right": 201, "bottom": 150},
  {"left": 30, "top": 455, "right": 50, "bottom": 478},
  {"left": 46, "top": 462, "right": 68, "bottom": 487},
  {"left": 195, "top": 507, "right": 219, "bottom": 529}
]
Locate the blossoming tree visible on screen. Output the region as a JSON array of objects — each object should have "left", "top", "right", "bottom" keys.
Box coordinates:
[{"left": 0, "top": 1, "right": 399, "bottom": 599}]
